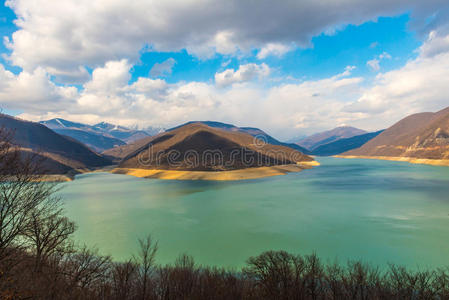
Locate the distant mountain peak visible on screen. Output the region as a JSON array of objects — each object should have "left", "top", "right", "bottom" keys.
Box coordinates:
[
  {"left": 294, "top": 126, "right": 367, "bottom": 150},
  {"left": 39, "top": 118, "right": 158, "bottom": 151}
]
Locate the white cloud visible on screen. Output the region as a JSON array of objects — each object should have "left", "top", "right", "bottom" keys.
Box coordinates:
[
  {"left": 0, "top": 64, "right": 77, "bottom": 112},
  {"left": 4, "top": 0, "right": 449, "bottom": 84},
  {"left": 336, "top": 65, "right": 356, "bottom": 78},
  {"left": 346, "top": 31, "right": 449, "bottom": 126},
  {"left": 367, "top": 52, "right": 392, "bottom": 71},
  {"left": 420, "top": 30, "right": 449, "bottom": 58},
  {"left": 149, "top": 58, "right": 176, "bottom": 77},
  {"left": 2, "top": 30, "right": 449, "bottom": 140},
  {"left": 367, "top": 59, "right": 380, "bottom": 71},
  {"left": 3, "top": 60, "right": 364, "bottom": 139},
  {"left": 379, "top": 52, "right": 392, "bottom": 60},
  {"left": 257, "top": 43, "right": 293, "bottom": 59},
  {"left": 215, "top": 63, "right": 270, "bottom": 87}
]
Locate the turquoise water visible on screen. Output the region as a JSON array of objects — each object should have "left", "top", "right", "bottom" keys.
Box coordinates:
[{"left": 60, "top": 157, "right": 449, "bottom": 269}]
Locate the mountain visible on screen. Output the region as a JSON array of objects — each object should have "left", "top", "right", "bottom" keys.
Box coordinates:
[
  {"left": 40, "top": 118, "right": 163, "bottom": 151},
  {"left": 1, "top": 114, "right": 112, "bottom": 175},
  {"left": 92, "top": 122, "right": 163, "bottom": 143},
  {"left": 119, "top": 123, "right": 313, "bottom": 171},
  {"left": 102, "top": 135, "right": 154, "bottom": 161},
  {"left": 168, "top": 121, "right": 310, "bottom": 154},
  {"left": 311, "top": 130, "right": 384, "bottom": 156},
  {"left": 342, "top": 107, "right": 449, "bottom": 161},
  {"left": 295, "top": 126, "right": 367, "bottom": 150}
]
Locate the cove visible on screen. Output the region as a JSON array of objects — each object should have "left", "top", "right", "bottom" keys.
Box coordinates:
[{"left": 59, "top": 157, "right": 449, "bottom": 269}]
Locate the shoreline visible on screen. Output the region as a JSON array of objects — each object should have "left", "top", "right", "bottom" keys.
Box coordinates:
[
  {"left": 111, "top": 162, "right": 320, "bottom": 181},
  {"left": 335, "top": 155, "right": 449, "bottom": 167},
  {"left": 35, "top": 165, "right": 120, "bottom": 182}
]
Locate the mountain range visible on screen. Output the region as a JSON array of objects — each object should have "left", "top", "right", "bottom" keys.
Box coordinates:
[
  {"left": 2, "top": 105, "right": 448, "bottom": 179},
  {"left": 311, "top": 130, "right": 384, "bottom": 156},
  {"left": 40, "top": 118, "right": 164, "bottom": 152},
  {"left": 43, "top": 118, "right": 380, "bottom": 158},
  {"left": 0, "top": 114, "right": 112, "bottom": 176},
  {"left": 293, "top": 126, "right": 367, "bottom": 150}
]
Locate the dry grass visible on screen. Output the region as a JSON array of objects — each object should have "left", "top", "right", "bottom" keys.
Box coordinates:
[
  {"left": 335, "top": 155, "right": 449, "bottom": 167},
  {"left": 111, "top": 163, "right": 316, "bottom": 181}
]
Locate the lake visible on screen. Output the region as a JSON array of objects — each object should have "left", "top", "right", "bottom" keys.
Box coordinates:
[{"left": 60, "top": 157, "right": 449, "bottom": 269}]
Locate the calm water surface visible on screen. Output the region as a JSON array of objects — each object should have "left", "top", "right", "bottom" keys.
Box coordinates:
[{"left": 60, "top": 157, "right": 449, "bottom": 269}]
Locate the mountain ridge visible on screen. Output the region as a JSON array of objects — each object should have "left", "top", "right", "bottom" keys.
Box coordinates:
[
  {"left": 341, "top": 106, "right": 449, "bottom": 163},
  {"left": 40, "top": 118, "right": 164, "bottom": 151},
  {"left": 294, "top": 126, "right": 367, "bottom": 150},
  {"left": 0, "top": 114, "right": 112, "bottom": 176},
  {"left": 168, "top": 121, "right": 311, "bottom": 154}
]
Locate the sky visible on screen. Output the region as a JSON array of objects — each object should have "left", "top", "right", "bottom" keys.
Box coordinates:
[{"left": 0, "top": 0, "right": 449, "bottom": 140}]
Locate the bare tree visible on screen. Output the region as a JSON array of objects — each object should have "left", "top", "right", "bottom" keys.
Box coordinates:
[
  {"left": 0, "top": 127, "right": 60, "bottom": 263},
  {"left": 134, "top": 235, "right": 158, "bottom": 300},
  {"left": 63, "top": 246, "right": 112, "bottom": 293},
  {"left": 22, "top": 207, "right": 76, "bottom": 272}
]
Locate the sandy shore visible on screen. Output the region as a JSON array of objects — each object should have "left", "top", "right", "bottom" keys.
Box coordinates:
[
  {"left": 31, "top": 165, "right": 120, "bottom": 182},
  {"left": 335, "top": 155, "right": 449, "bottom": 167},
  {"left": 112, "top": 162, "right": 319, "bottom": 181}
]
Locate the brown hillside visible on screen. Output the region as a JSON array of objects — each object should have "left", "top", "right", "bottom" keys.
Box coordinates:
[
  {"left": 119, "top": 123, "right": 313, "bottom": 171},
  {"left": 103, "top": 135, "right": 154, "bottom": 160},
  {"left": 0, "top": 114, "right": 112, "bottom": 174},
  {"left": 344, "top": 106, "right": 449, "bottom": 160}
]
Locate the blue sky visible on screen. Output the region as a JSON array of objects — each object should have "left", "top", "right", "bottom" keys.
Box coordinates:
[
  {"left": 0, "top": 0, "right": 448, "bottom": 139},
  {"left": 0, "top": 2, "right": 16, "bottom": 69},
  {"left": 0, "top": 6, "right": 420, "bottom": 84},
  {"left": 131, "top": 14, "right": 421, "bottom": 84}
]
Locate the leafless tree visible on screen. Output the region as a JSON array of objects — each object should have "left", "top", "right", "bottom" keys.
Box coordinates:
[
  {"left": 63, "top": 246, "right": 112, "bottom": 295},
  {"left": 0, "top": 127, "right": 60, "bottom": 263},
  {"left": 112, "top": 260, "right": 138, "bottom": 300},
  {"left": 134, "top": 234, "right": 158, "bottom": 300},
  {"left": 23, "top": 207, "right": 76, "bottom": 272}
]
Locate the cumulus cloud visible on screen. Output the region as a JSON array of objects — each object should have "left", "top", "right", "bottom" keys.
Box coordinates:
[
  {"left": 2, "top": 60, "right": 364, "bottom": 139},
  {"left": 2, "top": 9, "right": 449, "bottom": 140},
  {"left": 149, "top": 58, "right": 176, "bottom": 77},
  {"left": 4, "top": 0, "right": 449, "bottom": 83},
  {"left": 420, "top": 30, "right": 449, "bottom": 58},
  {"left": 215, "top": 63, "right": 270, "bottom": 87},
  {"left": 3, "top": 23, "right": 449, "bottom": 139},
  {"left": 5, "top": 25, "right": 449, "bottom": 140},
  {"left": 257, "top": 43, "right": 293, "bottom": 59},
  {"left": 346, "top": 31, "right": 449, "bottom": 126},
  {"left": 367, "top": 52, "right": 392, "bottom": 71},
  {"left": 0, "top": 64, "right": 78, "bottom": 112}
]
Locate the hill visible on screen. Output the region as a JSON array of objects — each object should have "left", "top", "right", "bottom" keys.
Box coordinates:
[
  {"left": 341, "top": 107, "right": 449, "bottom": 165},
  {"left": 1, "top": 114, "right": 112, "bottom": 176},
  {"left": 168, "top": 121, "right": 310, "bottom": 154},
  {"left": 116, "top": 123, "right": 314, "bottom": 179},
  {"left": 102, "top": 135, "right": 154, "bottom": 161},
  {"left": 311, "top": 130, "right": 384, "bottom": 156},
  {"left": 295, "top": 126, "right": 367, "bottom": 150},
  {"left": 50, "top": 128, "right": 126, "bottom": 152}
]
